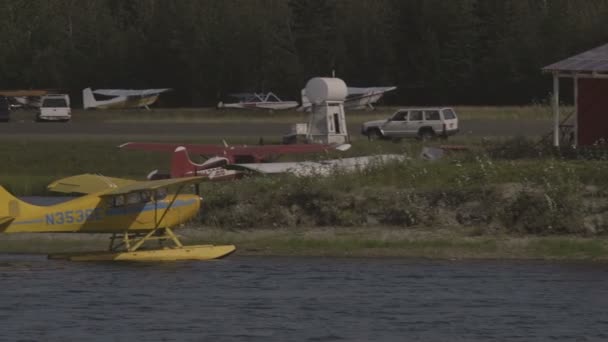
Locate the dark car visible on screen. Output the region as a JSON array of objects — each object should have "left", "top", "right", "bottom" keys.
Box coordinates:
[{"left": 0, "top": 96, "right": 10, "bottom": 122}]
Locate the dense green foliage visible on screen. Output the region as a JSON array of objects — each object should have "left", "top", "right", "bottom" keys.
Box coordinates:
[
  {"left": 1, "top": 0, "right": 607, "bottom": 105},
  {"left": 200, "top": 154, "right": 608, "bottom": 235}
]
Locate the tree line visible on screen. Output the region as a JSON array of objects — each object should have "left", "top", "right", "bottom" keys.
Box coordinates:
[{"left": 0, "top": 0, "right": 607, "bottom": 106}]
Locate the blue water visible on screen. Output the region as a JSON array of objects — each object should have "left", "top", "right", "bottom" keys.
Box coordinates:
[{"left": 1, "top": 255, "right": 607, "bottom": 341}]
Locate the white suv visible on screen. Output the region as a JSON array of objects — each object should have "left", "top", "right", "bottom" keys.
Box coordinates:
[
  {"left": 37, "top": 94, "right": 71, "bottom": 122},
  {"left": 362, "top": 107, "right": 459, "bottom": 140}
]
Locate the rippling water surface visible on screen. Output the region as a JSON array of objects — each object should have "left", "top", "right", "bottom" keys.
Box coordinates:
[{"left": 1, "top": 255, "right": 607, "bottom": 341}]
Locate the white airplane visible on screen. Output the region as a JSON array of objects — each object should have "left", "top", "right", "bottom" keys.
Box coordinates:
[
  {"left": 158, "top": 145, "right": 403, "bottom": 178},
  {"left": 217, "top": 92, "right": 299, "bottom": 110},
  {"left": 228, "top": 154, "right": 407, "bottom": 177},
  {"left": 83, "top": 88, "right": 171, "bottom": 110},
  {"left": 10, "top": 96, "right": 42, "bottom": 109},
  {"left": 0, "top": 90, "right": 49, "bottom": 109},
  {"left": 300, "top": 86, "right": 397, "bottom": 111}
]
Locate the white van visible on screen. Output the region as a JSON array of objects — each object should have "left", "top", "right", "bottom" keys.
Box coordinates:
[{"left": 37, "top": 94, "right": 71, "bottom": 122}]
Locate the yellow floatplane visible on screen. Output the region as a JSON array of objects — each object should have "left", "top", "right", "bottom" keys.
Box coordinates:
[{"left": 0, "top": 174, "right": 235, "bottom": 261}]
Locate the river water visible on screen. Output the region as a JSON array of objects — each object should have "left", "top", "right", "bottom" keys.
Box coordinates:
[{"left": 0, "top": 255, "right": 607, "bottom": 341}]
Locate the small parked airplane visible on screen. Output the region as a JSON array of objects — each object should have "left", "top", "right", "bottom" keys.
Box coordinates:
[
  {"left": 300, "top": 86, "right": 396, "bottom": 111},
  {"left": 119, "top": 141, "right": 351, "bottom": 164},
  {"left": 147, "top": 147, "right": 243, "bottom": 180},
  {"left": 131, "top": 144, "right": 402, "bottom": 180},
  {"left": 217, "top": 92, "right": 299, "bottom": 110},
  {"left": 0, "top": 175, "right": 235, "bottom": 261},
  {"left": 83, "top": 88, "right": 171, "bottom": 110},
  {"left": 0, "top": 90, "right": 50, "bottom": 109}
]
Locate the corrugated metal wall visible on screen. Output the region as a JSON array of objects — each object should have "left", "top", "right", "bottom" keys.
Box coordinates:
[{"left": 578, "top": 79, "right": 608, "bottom": 146}]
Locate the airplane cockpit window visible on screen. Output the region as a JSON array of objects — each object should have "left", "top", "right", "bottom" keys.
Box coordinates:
[
  {"left": 126, "top": 193, "right": 141, "bottom": 205},
  {"left": 112, "top": 195, "right": 125, "bottom": 207},
  {"left": 155, "top": 189, "right": 168, "bottom": 201},
  {"left": 140, "top": 191, "right": 152, "bottom": 202}
]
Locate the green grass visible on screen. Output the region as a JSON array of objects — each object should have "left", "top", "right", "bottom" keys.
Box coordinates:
[
  {"left": 215, "top": 229, "right": 608, "bottom": 260},
  {"left": 5, "top": 228, "right": 604, "bottom": 260},
  {"left": 525, "top": 238, "right": 608, "bottom": 259},
  {"left": 0, "top": 233, "right": 107, "bottom": 253},
  {"left": 9, "top": 105, "right": 559, "bottom": 125},
  {"left": 0, "top": 139, "right": 170, "bottom": 194}
]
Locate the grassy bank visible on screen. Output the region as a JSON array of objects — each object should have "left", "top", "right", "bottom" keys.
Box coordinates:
[
  {"left": 2, "top": 228, "right": 608, "bottom": 260},
  {"left": 199, "top": 141, "right": 608, "bottom": 236},
  {"left": 3, "top": 138, "right": 608, "bottom": 237},
  {"left": 189, "top": 228, "right": 608, "bottom": 260},
  {"left": 3, "top": 134, "right": 608, "bottom": 261}
]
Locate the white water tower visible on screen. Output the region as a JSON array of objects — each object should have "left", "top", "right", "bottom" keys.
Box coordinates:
[{"left": 304, "top": 77, "right": 349, "bottom": 144}]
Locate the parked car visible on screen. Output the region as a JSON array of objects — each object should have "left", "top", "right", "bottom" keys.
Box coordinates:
[
  {"left": 0, "top": 96, "right": 10, "bottom": 122},
  {"left": 361, "top": 107, "right": 459, "bottom": 140},
  {"left": 37, "top": 94, "right": 71, "bottom": 122}
]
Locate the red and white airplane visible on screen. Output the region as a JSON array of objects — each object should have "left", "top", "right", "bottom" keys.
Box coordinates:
[
  {"left": 162, "top": 147, "right": 241, "bottom": 180},
  {"left": 119, "top": 141, "right": 352, "bottom": 179},
  {"left": 119, "top": 141, "right": 350, "bottom": 164},
  {"left": 156, "top": 145, "right": 405, "bottom": 179}
]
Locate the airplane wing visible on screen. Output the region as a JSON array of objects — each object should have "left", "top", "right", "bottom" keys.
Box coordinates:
[
  {"left": 119, "top": 142, "right": 227, "bottom": 155},
  {"left": 119, "top": 142, "right": 351, "bottom": 157},
  {"left": 92, "top": 89, "right": 171, "bottom": 97},
  {"left": 228, "top": 93, "right": 256, "bottom": 100},
  {"left": 227, "top": 161, "right": 324, "bottom": 176},
  {"left": 47, "top": 174, "right": 138, "bottom": 194},
  {"left": 228, "top": 155, "right": 407, "bottom": 177},
  {"left": 0, "top": 90, "right": 49, "bottom": 97},
  {"left": 226, "top": 144, "right": 350, "bottom": 155},
  {"left": 48, "top": 174, "right": 206, "bottom": 196},
  {"left": 347, "top": 86, "right": 397, "bottom": 95},
  {"left": 99, "top": 176, "right": 206, "bottom": 196}
]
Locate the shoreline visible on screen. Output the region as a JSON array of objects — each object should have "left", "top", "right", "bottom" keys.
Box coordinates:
[{"left": 1, "top": 228, "right": 607, "bottom": 261}]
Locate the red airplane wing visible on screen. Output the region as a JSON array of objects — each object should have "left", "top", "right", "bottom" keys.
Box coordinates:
[
  {"left": 119, "top": 142, "right": 227, "bottom": 155},
  {"left": 119, "top": 142, "right": 349, "bottom": 163}
]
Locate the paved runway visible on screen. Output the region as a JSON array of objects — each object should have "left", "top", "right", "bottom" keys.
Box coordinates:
[{"left": 0, "top": 119, "right": 552, "bottom": 139}]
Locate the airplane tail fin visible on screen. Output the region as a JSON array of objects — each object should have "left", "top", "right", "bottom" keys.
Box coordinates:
[
  {"left": 171, "top": 147, "right": 234, "bottom": 180},
  {"left": 0, "top": 185, "right": 38, "bottom": 219},
  {"left": 171, "top": 147, "right": 199, "bottom": 178},
  {"left": 82, "top": 87, "right": 97, "bottom": 110}
]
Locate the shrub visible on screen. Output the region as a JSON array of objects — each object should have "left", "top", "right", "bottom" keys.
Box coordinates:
[{"left": 500, "top": 188, "right": 585, "bottom": 234}]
